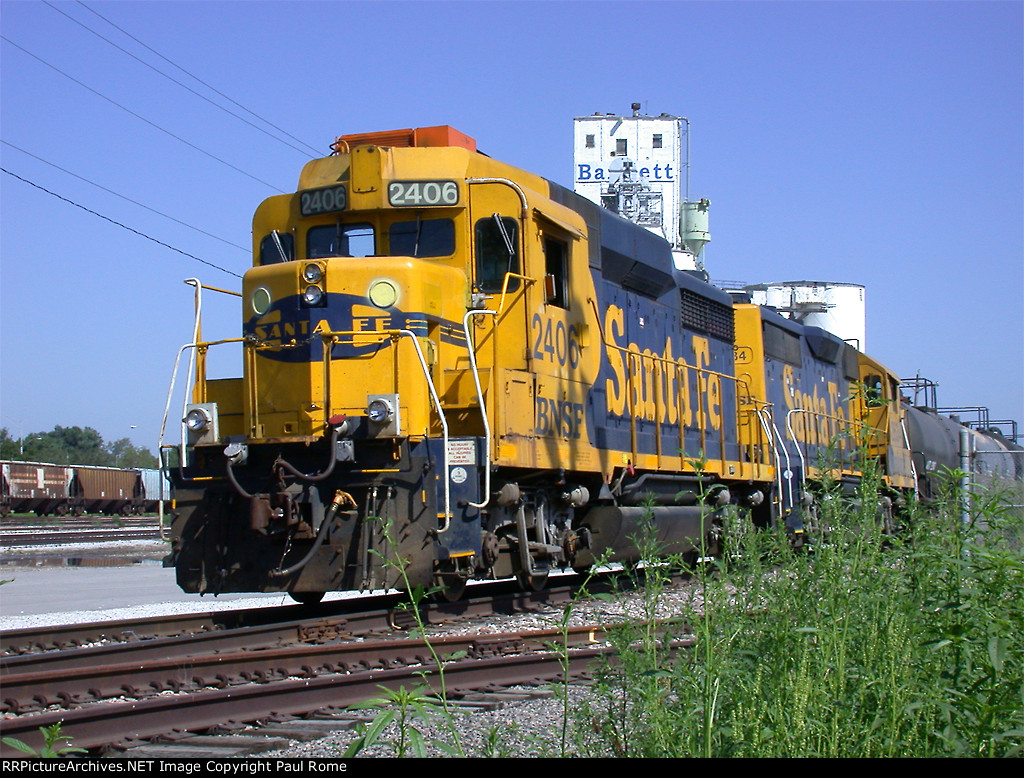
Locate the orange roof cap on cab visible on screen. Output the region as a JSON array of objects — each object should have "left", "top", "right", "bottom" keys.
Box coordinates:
[{"left": 331, "top": 125, "right": 476, "bottom": 154}]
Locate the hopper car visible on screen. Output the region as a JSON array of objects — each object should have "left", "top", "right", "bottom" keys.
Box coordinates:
[{"left": 0, "top": 462, "right": 167, "bottom": 517}]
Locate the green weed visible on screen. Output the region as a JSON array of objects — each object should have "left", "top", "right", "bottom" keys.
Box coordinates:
[{"left": 2, "top": 723, "right": 87, "bottom": 758}]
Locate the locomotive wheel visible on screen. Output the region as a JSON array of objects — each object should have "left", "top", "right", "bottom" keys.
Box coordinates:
[
  {"left": 516, "top": 567, "right": 549, "bottom": 592},
  {"left": 288, "top": 591, "right": 325, "bottom": 605},
  {"left": 434, "top": 562, "right": 468, "bottom": 602},
  {"left": 435, "top": 575, "right": 467, "bottom": 602}
]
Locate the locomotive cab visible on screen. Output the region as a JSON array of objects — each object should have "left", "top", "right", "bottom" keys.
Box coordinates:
[{"left": 854, "top": 354, "right": 915, "bottom": 492}]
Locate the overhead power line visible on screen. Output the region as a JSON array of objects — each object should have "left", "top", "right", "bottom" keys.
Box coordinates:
[
  {"left": 2, "top": 167, "right": 243, "bottom": 280},
  {"left": 76, "top": 0, "right": 326, "bottom": 158},
  {"left": 2, "top": 140, "right": 250, "bottom": 254},
  {"left": 1, "top": 35, "right": 283, "bottom": 192},
  {"left": 44, "top": 1, "right": 320, "bottom": 159}
]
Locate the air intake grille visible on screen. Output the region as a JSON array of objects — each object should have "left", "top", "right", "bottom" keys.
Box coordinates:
[{"left": 680, "top": 288, "right": 735, "bottom": 342}]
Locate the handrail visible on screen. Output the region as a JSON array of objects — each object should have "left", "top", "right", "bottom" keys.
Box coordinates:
[
  {"left": 465, "top": 177, "right": 529, "bottom": 217},
  {"left": 160, "top": 338, "right": 246, "bottom": 470},
  {"left": 159, "top": 278, "right": 232, "bottom": 540},
  {"left": 756, "top": 406, "right": 785, "bottom": 516},
  {"left": 900, "top": 417, "right": 919, "bottom": 498},
  {"left": 461, "top": 270, "right": 538, "bottom": 510},
  {"left": 763, "top": 407, "right": 795, "bottom": 516},
  {"left": 463, "top": 309, "right": 496, "bottom": 509},
  {"left": 297, "top": 327, "right": 453, "bottom": 531},
  {"left": 491, "top": 272, "right": 534, "bottom": 318},
  {"left": 784, "top": 407, "right": 884, "bottom": 485}
]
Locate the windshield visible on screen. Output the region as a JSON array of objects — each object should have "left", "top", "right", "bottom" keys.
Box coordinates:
[
  {"left": 389, "top": 217, "right": 455, "bottom": 258},
  {"left": 307, "top": 222, "right": 375, "bottom": 258}
]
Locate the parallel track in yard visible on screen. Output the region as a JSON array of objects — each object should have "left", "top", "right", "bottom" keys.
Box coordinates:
[
  {"left": 1, "top": 577, "right": 584, "bottom": 655},
  {"left": 0, "top": 528, "right": 162, "bottom": 547}
]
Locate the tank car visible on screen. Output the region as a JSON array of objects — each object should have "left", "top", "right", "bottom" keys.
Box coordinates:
[
  {"left": 159, "top": 126, "right": 960, "bottom": 601},
  {"left": 902, "top": 396, "right": 1023, "bottom": 502}
]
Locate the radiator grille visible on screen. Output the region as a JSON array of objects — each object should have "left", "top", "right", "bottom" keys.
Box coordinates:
[{"left": 680, "top": 288, "right": 735, "bottom": 342}]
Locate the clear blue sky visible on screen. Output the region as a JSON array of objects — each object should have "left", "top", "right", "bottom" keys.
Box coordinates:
[{"left": 1, "top": 0, "right": 1021, "bottom": 453}]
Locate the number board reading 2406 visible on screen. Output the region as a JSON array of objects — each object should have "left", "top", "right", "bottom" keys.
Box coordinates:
[
  {"left": 388, "top": 180, "right": 459, "bottom": 207},
  {"left": 300, "top": 185, "right": 347, "bottom": 217}
]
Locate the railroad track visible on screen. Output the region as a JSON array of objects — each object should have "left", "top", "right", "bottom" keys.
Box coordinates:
[
  {"left": 1, "top": 585, "right": 688, "bottom": 757},
  {"left": 0, "top": 624, "right": 625, "bottom": 757},
  {"left": 1, "top": 578, "right": 578, "bottom": 655},
  {"left": 0, "top": 567, "right": 697, "bottom": 756},
  {"left": 2, "top": 623, "right": 609, "bottom": 714},
  {"left": 0, "top": 527, "right": 162, "bottom": 548},
  {"left": 0, "top": 516, "right": 163, "bottom": 548}
]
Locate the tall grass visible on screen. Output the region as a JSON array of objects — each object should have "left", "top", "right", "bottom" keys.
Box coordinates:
[{"left": 576, "top": 470, "right": 1024, "bottom": 757}]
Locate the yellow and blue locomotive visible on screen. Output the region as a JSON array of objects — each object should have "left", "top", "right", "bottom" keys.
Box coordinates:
[{"left": 164, "top": 125, "right": 922, "bottom": 601}]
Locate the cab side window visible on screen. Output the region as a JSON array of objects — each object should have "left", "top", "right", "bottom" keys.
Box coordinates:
[
  {"left": 259, "top": 232, "right": 294, "bottom": 265},
  {"left": 543, "top": 236, "right": 568, "bottom": 308},
  {"left": 865, "top": 374, "right": 885, "bottom": 407},
  {"left": 475, "top": 216, "right": 519, "bottom": 292}
]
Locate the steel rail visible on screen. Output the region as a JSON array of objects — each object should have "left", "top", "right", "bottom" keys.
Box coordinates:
[
  {"left": 1, "top": 579, "right": 587, "bottom": 656},
  {"left": 1, "top": 625, "right": 614, "bottom": 714},
  {"left": 0, "top": 633, "right": 653, "bottom": 756}
]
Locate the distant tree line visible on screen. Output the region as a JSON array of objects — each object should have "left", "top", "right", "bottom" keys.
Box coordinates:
[{"left": 0, "top": 426, "right": 158, "bottom": 469}]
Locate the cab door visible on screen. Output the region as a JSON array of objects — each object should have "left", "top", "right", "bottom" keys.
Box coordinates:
[{"left": 466, "top": 181, "right": 533, "bottom": 463}]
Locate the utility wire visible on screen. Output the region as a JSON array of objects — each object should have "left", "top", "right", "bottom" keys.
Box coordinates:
[
  {"left": 1, "top": 35, "right": 283, "bottom": 192},
  {"left": 1, "top": 167, "right": 243, "bottom": 280},
  {"left": 44, "top": 1, "right": 318, "bottom": 159},
  {"left": 76, "top": 0, "right": 325, "bottom": 158},
  {"left": 2, "top": 140, "right": 250, "bottom": 254}
]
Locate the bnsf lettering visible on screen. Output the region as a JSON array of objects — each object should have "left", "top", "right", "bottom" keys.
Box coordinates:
[{"left": 535, "top": 396, "right": 584, "bottom": 440}]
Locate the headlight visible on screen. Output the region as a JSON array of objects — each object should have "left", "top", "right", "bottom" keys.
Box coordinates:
[
  {"left": 302, "top": 263, "right": 323, "bottom": 283},
  {"left": 251, "top": 287, "right": 272, "bottom": 315},
  {"left": 185, "top": 408, "right": 210, "bottom": 432},
  {"left": 368, "top": 279, "right": 398, "bottom": 309},
  {"left": 302, "top": 285, "right": 324, "bottom": 306},
  {"left": 367, "top": 398, "right": 393, "bottom": 424}
]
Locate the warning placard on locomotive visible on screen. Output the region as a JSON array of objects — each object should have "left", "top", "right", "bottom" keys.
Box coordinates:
[{"left": 446, "top": 439, "right": 477, "bottom": 465}]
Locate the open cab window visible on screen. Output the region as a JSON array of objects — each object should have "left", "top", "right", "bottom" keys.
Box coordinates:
[
  {"left": 543, "top": 236, "right": 569, "bottom": 308},
  {"left": 475, "top": 216, "right": 519, "bottom": 293}
]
